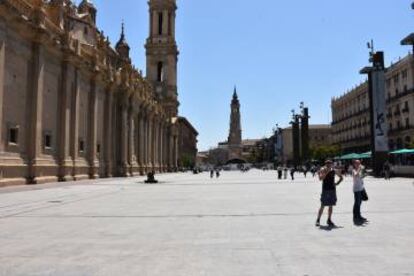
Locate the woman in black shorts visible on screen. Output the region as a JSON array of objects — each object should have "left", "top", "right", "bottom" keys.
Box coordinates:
[{"left": 315, "top": 160, "right": 343, "bottom": 227}]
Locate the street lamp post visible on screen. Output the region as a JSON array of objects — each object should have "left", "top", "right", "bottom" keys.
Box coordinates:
[
  {"left": 300, "top": 102, "right": 310, "bottom": 165},
  {"left": 291, "top": 110, "right": 301, "bottom": 168},
  {"left": 273, "top": 124, "right": 283, "bottom": 165}
]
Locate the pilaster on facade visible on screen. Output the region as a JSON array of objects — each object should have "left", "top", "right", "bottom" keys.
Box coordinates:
[
  {"left": 57, "top": 60, "right": 72, "bottom": 182},
  {"left": 103, "top": 85, "right": 114, "bottom": 178},
  {"left": 70, "top": 67, "right": 80, "bottom": 179},
  {"left": 152, "top": 116, "right": 160, "bottom": 171},
  {"left": 88, "top": 76, "right": 99, "bottom": 179},
  {"left": 26, "top": 41, "right": 46, "bottom": 184},
  {"left": 0, "top": 24, "right": 5, "bottom": 155}
]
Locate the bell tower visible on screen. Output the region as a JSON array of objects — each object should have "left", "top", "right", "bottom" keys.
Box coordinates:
[
  {"left": 228, "top": 87, "right": 242, "bottom": 160},
  {"left": 145, "top": 0, "right": 179, "bottom": 118}
]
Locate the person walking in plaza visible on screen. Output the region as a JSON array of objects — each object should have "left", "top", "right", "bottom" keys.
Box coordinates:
[
  {"left": 210, "top": 169, "right": 214, "bottom": 179},
  {"left": 383, "top": 161, "right": 391, "bottom": 180},
  {"left": 283, "top": 167, "right": 288, "bottom": 179},
  {"left": 216, "top": 169, "right": 220, "bottom": 178},
  {"left": 353, "top": 160, "right": 368, "bottom": 224},
  {"left": 315, "top": 160, "right": 343, "bottom": 227},
  {"left": 277, "top": 166, "right": 283, "bottom": 180},
  {"left": 290, "top": 167, "right": 296, "bottom": 180}
]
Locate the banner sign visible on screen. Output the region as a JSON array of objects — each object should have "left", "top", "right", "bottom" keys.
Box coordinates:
[{"left": 371, "top": 70, "right": 389, "bottom": 152}]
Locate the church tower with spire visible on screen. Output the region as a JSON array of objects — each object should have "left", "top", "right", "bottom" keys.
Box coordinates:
[
  {"left": 227, "top": 87, "right": 243, "bottom": 161},
  {"left": 115, "top": 22, "right": 130, "bottom": 62},
  {"left": 145, "top": 0, "right": 179, "bottom": 118}
]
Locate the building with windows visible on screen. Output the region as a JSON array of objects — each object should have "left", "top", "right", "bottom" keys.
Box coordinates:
[
  {"left": 331, "top": 54, "right": 414, "bottom": 153},
  {"left": 176, "top": 117, "right": 198, "bottom": 169},
  {"left": 280, "top": 125, "right": 332, "bottom": 164},
  {"left": 0, "top": 0, "right": 196, "bottom": 186}
]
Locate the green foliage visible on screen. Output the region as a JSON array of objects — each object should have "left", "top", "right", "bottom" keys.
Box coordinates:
[
  {"left": 179, "top": 154, "right": 194, "bottom": 168},
  {"left": 309, "top": 145, "right": 341, "bottom": 162},
  {"left": 247, "top": 147, "right": 263, "bottom": 164}
]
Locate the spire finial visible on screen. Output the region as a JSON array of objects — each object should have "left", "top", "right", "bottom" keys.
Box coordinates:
[
  {"left": 121, "top": 20, "right": 125, "bottom": 39},
  {"left": 233, "top": 85, "right": 238, "bottom": 99}
]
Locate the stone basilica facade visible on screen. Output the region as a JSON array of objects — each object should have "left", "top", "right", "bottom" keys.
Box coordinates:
[{"left": 0, "top": 0, "right": 197, "bottom": 186}]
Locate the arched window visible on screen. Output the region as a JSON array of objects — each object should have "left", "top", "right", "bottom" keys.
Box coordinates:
[
  {"left": 158, "top": 12, "right": 163, "bottom": 35},
  {"left": 157, "top": 62, "right": 164, "bottom": 82}
]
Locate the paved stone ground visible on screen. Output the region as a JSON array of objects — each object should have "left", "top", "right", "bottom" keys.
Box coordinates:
[{"left": 0, "top": 170, "right": 413, "bottom": 276}]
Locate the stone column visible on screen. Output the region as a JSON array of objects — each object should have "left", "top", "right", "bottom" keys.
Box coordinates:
[
  {"left": 88, "top": 78, "right": 98, "bottom": 179},
  {"left": 119, "top": 94, "right": 129, "bottom": 176},
  {"left": 173, "top": 134, "right": 178, "bottom": 170},
  {"left": 158, "top": 121, "right": 163, "bottom": 172},
  {"left": 168, "top": 129, "right": 174, "bottom": 171},
  {"left": 103, "top": 87, "right": 113, "bottom": 177},
  {"left": 153, "top": 118, "right": 159, "bottom": 171},
  {"left": 160, "top": 120, "right": 165, "bottom": 172},
  {"left": 136, "top": 113, "right": 142, "bottom": 174},
  {"left": 172, "top": 11, "right": 176, "bottom": 38},
  {"left": 152, "top": 118, "right": 159, "bottom": 170},
  {"left": 147, "top": 114, "right": 154, "bottom": 170},
  {"left": 164, "top": 124, "right": 169, "bottom": 171},
  {"left": 163, "top": 10, "right": 169, "bottom": 36},
  {"left": 143, "top": 114, "right": 148, "bottom": 172},
  {"left": 0, "top": 23, "right": 6, "bottom": 153},
  {"left": 127, "top": 103, "right": 137, "bottom": 176},
  {"left": 152, "top": 11, "right": 157, "bottom": 36},
  {"left": 26, "top": 42, "right": 45, "bottom": 184},
  {"left": 140, "top": 110, "right": 146, "bottom": 175},
  {"left": 69, "top": 68, "right": 80, "bottom": 179},
  {"left": 56, "top": 61, "right": 72, "bottom": 181}
]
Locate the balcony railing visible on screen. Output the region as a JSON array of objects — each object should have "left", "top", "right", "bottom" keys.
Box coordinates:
[
  {"left": 387, "top": 88, "right": 414, "bottom": 104},
  {"left": 332, "top": 108, "right": 370, "bottom": 125}
]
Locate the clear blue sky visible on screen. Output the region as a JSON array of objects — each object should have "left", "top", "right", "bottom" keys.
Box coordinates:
[{"left": 84, "top": 0, "right": 413, "bottom": 151}]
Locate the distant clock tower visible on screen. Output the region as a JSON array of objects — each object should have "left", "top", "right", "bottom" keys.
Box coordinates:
[
  {"left": 228, "top": 87, "right": 243, "bottom": 160},
  {"left": 145, "top": 0, "right": 179, "bottom": 118}
]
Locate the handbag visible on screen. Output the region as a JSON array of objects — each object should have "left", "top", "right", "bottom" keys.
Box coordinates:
[{"left": 361, "top": 189, "right": 369, "bottom": 201}]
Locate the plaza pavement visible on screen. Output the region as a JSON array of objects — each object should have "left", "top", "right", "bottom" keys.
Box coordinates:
[{"left": 0, "top": 170, "right": 413, "bottom": 276}]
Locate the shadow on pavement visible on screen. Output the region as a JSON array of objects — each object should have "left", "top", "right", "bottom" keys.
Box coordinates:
[{"left": 318, "top": 225, "right": 344, "bottom": 231}]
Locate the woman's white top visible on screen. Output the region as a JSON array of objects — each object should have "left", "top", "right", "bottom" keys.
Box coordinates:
[{"left": 352, "top": 168, "right": 365, "bottom": 192}]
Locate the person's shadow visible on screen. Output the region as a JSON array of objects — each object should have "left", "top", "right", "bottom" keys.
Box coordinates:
[
  {"left": 353, "top": 220, "right": 369, "bottom": 227},
  {"left": 318, "top": 225, "right": 344, "bottom": 231}
]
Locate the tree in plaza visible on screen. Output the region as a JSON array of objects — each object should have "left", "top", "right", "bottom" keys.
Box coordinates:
[
  {"left": 309, "top": 145, "right": 341, "bottom": 162},
  {"left": 179, "top": 154, "right": 195, "bottom": 169}
]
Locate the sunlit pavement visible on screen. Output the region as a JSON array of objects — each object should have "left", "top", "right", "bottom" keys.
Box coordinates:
[{"left": 0, "top": 170, "right": 413, "bottom": 276}]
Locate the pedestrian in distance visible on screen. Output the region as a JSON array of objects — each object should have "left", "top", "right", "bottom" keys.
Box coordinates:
[
  {"left": 315, "top": 160, "right": 344, "bottom": 227},
  {"left": 290, "top": 168, "right": 295, "bottom": 180},
  {"left": 210, "top": 169, "right": 214, "bottom": 179},
  {"left": 277, "top": 166, "right": 283, "bottom": 180},
  {"left": 383, "top": 161, "right": 391, "bottom": 180},
  {"left": 311, "top": 166, "right": 317, "bottom": 178},
  {"left": 216, "top": 169, "right": 220, "bottom": 178},
  {"left": 352, "top": 160, "right": 368, "bottom": 225}
]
